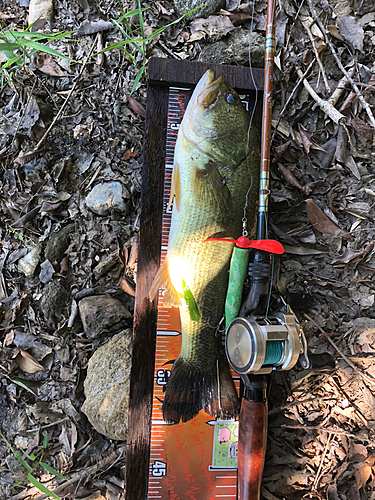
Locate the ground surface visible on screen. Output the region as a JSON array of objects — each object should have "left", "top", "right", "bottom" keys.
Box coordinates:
[{"left": 0, "top": 0, "right": 375, "bottom": 499}]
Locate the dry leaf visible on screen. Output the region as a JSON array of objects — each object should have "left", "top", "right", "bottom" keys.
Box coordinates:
[
  {"left": 298, "top": 123, "right": 313, "bottom": 154},
  {"left": 33, "top": 53, "right": 65, "bottom": 77},
  {"left": 190, "top": 15, "right": 236, "bottom": 38},
  {"left": 350, "top": 117, "right": 374, "bottom": 143},
  {"left": 337, "top": 16, "right": 364, "bottom": 52},
  {"left": 39, "top": 260, "right": 54, "bottom": 284},
  {"left": 334, "top": 125, "right": 347, "bottom": 163},
  {"left": 126, "top": 94, "right": 146, "bottom": 118},
  {"left": 305, "top": 199, "right": 350, "bottom": 238},
  {"left": 28, "top": 0, "right": 53, "bottom": 30},
  {"left": 277, "top": 163, "right": 303, "bottom": 190},
  {"left": 220, "top": 9, "right": 254, "bottom": 27},
  {"left": 16, "top": 350, "right": 44, "bottom": 373},
  {"left": 331, "top": 241, "right": 375, "bottom": 265},
  {"left": 14, "top": 150, "right": 40, "bottom": 166},
  {"left": 345, "top": 154, "right": 361, "bottom": 179},
  {"left": 355, "top": 464, "right": 372, "bottom": 490},
  {"left": 117, "top": 276, "right": 136, "bottom": 297},
  {"left": 123, "top": 149, "right": 137, "bottom": 161},
  {"left": 327, "top": 25, "right": 345, "bottom": 41}
]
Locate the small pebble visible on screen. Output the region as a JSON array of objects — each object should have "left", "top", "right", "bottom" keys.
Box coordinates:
[{"left": 85, "top": 181, "right": 128, "bottom": 216}]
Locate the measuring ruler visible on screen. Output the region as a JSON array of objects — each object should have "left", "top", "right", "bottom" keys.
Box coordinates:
[{"left": 148, "top": 87, "right": 251, "bottom": 500}]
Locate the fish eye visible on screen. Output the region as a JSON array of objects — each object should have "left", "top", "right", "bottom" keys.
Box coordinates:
[{"left": 226, "top": 93, "right": 235, "bottom": 103}]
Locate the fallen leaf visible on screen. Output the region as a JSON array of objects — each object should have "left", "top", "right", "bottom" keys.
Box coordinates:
[
  {"left": 327, "top": 25, "right": 345, "bottom": 42},
  {"left": 77, "top": 19, "right": 114, "bottom": 36},
  {"left": 14, "top": 150, "right": 40, "bottom": 166},
  {"left": 334, "top": 125, "right": 347, "bottom": 163},
  {"left": 298, "top": 123, "right": 313, "bottom": 154},
  {"left": 339, "top": 91, "right": 356, "bottom": 112},
  {"left": 331, "top": 241, "right": 375, "bottom": 265},
  {"left": 278, "top": 163, "right": 303, "bottom": 190},
  {"left": 355, "top": 463, "right": 371, "bottom": 490},
  {"left": 337, "top": 16, "right": 364, "bottom": 52},
  {"left": 305, "top": 199, "right": 350, "bottom": 238},
  {"left": 283, "top": 245, "right": 328, "bottom": 255},
  {"left": 126, "top": 94, "right": 146, "bottom": 118},
  {"left": 117, "top": 276, "right": 136, "bottom": 297},
  {"left": 345, "top": 154, "right": 361, "bottom": 180},
  {"left": 190, "top": 15, "right": 236, "bottom": 38},
  {"left": 16, "top": 350, "right": 44, "bottom": 374},
  {"left": 350, "top": 117, "right": 374, "bottom": 143},
  {"left": 33, "top": 53, "right": 65, "bottom": 77},
  {"left": 28, "top": 0, "right": 53, "bottom": 30},
  {"left": 123, "top": 149, "right": 137, "bottom": 161},
  {"left": 220, "top": 9, "right": 254, "bottom": 27},
  {"left": 39, "top": 260, "right": 54, "bottom": 284}
]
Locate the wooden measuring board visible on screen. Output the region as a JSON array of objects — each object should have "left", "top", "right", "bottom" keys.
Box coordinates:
[{"left": 126, "top": 59, "right": 264, "bottom": 500}]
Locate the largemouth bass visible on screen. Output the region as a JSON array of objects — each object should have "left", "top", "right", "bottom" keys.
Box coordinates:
[{"left": 150, "top": 70, "right": 260, "bottom": 423}]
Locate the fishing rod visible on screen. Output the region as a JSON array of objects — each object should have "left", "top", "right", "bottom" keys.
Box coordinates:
[{"left": 223, "top": 0, "right": 335, "bottom": 498}]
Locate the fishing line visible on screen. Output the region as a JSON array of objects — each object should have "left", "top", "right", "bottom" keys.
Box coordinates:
[{"left": 242, "top": 0, "right": 258, "bottom": 237}]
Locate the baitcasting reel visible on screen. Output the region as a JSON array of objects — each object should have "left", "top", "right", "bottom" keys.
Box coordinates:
[{"left": 225, "top": 303, "right": 335, "bottom": 377}]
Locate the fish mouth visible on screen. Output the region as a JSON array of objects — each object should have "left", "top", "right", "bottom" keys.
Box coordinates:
[{"left": 197, "top": 71, "right": 226, "bottom": 109}]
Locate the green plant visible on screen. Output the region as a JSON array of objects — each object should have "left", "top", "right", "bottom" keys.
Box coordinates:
[
  {"left": 99, "top": 1, "right": 201, "bottom": 94},
  {"left": 0, "top": 430, "right": 67, "bottom": 500},
  {"left": 0, "top": 24, "right": 75, "bottom": 88}
]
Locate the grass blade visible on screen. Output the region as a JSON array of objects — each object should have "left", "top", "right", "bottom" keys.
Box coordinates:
[
  {"left": 26, "top": 474, "right": 62, "bottom": 500},
  {"left": 17, "top": 39, "right": 71, "bottom": 60},
  {"left": 40, "top": 462, "right": 67, "bottom": 480}
]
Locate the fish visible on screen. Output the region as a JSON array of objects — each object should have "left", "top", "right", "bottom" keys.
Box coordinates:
[{"left": 150, "top": 69, "right": 260, "bottom": 423}]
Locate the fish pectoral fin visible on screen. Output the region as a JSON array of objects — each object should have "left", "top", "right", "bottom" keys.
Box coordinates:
[
  {"left": 167, "top": 162, "right": 181, "bottom": 212},
  {"left": 149, "top": 258, "right": 183, "bottom": 308},
  {"left": 194, "top": 161, "right": 231, "bottom": 212}
]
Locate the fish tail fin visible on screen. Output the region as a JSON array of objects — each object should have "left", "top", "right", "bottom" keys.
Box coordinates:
[
  {"left": 149, "top": 258, "right": 182, "bottom": 308},
  {"left": 162, "top": 355, "right": 239, "bottom": 423}
]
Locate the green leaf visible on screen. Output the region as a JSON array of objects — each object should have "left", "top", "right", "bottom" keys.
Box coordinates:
[
  {"left": 43, "top": 431, "right": 48, "bottom": 449},
  {"left": 130, "top": 64, "right": 145, "bottom": 95},
  {"left": 40, "top": 462, "right": 67, "bottom": 480},
  {"left": 26, "top": 474, "right": 62, "bottom": 500},
  {"left": 16, "top": 39, "right": 71, "bottom": 60},
  {"left": 9, "top": 376, "right": 36, "bottom": 394},
  {"left": 14, "top": 452, "right": 33, "bottom": 472},
  {"left": 0, "top": 42, "right": 20, "bottom": 51},
  {"left": 117, "top": 7, "right": 149, "bottom": 21}
]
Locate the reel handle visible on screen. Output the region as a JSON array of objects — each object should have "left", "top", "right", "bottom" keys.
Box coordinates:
[{"left": 238, "top": 376, "right": 268, "bottom": 500}]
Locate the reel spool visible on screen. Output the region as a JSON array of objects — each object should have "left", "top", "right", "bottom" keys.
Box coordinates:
[{"left": 225, "top": 310, "right": 301, "bottom": 375}]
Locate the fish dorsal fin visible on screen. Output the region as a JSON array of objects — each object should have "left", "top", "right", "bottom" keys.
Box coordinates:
[
  {"left": 193, "top": 161, "right": 231, "bottom": 212},
  {"left": 167, "top": 162, "right": 181, "bottom": 212},
  {"left": 149, "top": 258, "right": 183, "bottom": 308}
]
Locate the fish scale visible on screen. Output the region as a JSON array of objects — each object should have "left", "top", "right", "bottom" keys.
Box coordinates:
[{"left": 150, "top": 70, "right": 260, "bottom": 424}]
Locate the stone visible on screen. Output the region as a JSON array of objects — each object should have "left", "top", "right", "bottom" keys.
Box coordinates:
[
  {"left": 81, "top": 330, "right": 132, "bottom": 440},
  {"left": 85, "top": 182, "right": 128, "bottom": 216},
  {"left": 198, "top": 30, "right": 265, "bottom": 68},
  {"left": 78, "top": 295, "right": 132, "bottom": 339},
  {"left": 38, "top": 279, "right": 69, "bottom": 330},
  {"left": 18, "top": 241, "right": 41, "bottom": 277},
  {"left": 44, "top": 223, "right": 75, "bottom": 264},
  {"left": 173, "top": 0, "right": 225, "bottom": 21}
]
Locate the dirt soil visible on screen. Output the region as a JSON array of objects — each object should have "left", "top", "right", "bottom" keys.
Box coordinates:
[{"left": 1, "top": 0, "right": 375, "bottom": 499}]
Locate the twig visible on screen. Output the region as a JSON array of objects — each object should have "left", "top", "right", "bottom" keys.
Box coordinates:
[
  {"left": 312, "top": 432, "right": 333, "bottom": 490},
  {"left": 34, "top": 34, "right": 99, "bottom": 152},
  {"left": 330, "top": 376, "right": 369, "bottom": 427},
  {"left": 304, "top": 313, "right": 375, "bottom": 387},
  {"left": 301, "top": 17, "right": 330, "bottom": 93},
  {"left": 10, "top": 450, "right": 122, "bottom": 500},
  {"left": 328, "top": 67, "right": 355, "bottom": 107},
  {"left": 271, "top": 59, "right": 315, "bottom": 144},
  {"left": 295, "top": 67, "right": 346, "bottom": 124},
  {"left": 307, "top": 0, "right": 375, "bottom": 128}
]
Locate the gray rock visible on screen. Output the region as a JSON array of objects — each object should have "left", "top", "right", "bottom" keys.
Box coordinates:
[
  {"left": 18, "top": 241, "right": 42, "bottom": 277},
  {"left": 85, "top": 181, "right": 128, "bottom": 216},
  {"left": 79, "top": 295, "right": 132, "bottom": 339},
  {"left": 38, "top": 279, "right": 69, "bottom": 330},
  {"left": 198, "top": 30, "right": 265, "bottom": 68},
  {"left": 44, "top": 223, "right": 75, "bottom": 264},
  {"left": 174, "top": 0, "right": 225, "bottom": 21},
  {"left": 82, "top": 330, "right": 132, "bottom": 440}
]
